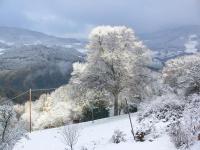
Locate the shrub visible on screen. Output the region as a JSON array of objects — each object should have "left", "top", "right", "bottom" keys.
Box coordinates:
[
  {"left": 80, "top": 146, "right": 88, "bottom": 150},
  {"left": 81, "top": 100, "right": 109, "bottom": 122},
  {"left": 169, "top": 121, "right": 191, "bottom": 149},
  {"left": 138, "top": 94, "right": 185, "bottom": 123},
  {"left": 123, "top": 103, "right": 138, "bottom": 114},
  {"left": 134, "top": 122, "right": 154, "bottom": 142},
  {"left": 111, "top": 130, "right": 126, "bottom": 144},
  {"left": 135, "top": 131, "right": 145, "bottom": 142}
]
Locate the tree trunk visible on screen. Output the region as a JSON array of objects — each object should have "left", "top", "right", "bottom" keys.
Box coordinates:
[{"left": 114, "top": 93, "right": 119, "bottom": 116}]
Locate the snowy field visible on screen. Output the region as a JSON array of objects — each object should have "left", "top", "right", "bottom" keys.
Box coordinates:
[{"left": 14, "top": 114, "right": 179, "bottom": 150}]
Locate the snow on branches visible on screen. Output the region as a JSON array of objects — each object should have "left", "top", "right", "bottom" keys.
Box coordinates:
[
  {"left": 163, "top": 54, "right": 200, "bottom": 96},
  {"left": 71, "top": 26, "right": 153, "bottom": 116},
  {"left": 0, "top": 101, "right": 26, "bottom": 150}
]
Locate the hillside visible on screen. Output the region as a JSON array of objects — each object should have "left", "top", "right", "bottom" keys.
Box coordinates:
[
  {"left": 0, "top": 27, "right": 85, "bottom": 103},
  {"left": 0, "top": 26, "right": 82, "bottom": 46},
  {"left": 14, "top": 114, "right": 177, "bottom": 150},
  {"left": 14, "top": 113, "right": 200, "bottom": 150},
  {"left": 0, "top": 45, "right": 84, "bottom": 103}
]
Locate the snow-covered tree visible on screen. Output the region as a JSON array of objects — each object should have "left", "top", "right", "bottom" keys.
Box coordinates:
[
  {"left": 71, "top": 26, "right": 153, "bottom": 116},
  {"left": 0, "top": 102, "right": 26, "bottom": 150},
  {"left": 163, "top": 54, "right": 200, "bottom": 96},
  {"left": 60, "top": 125, "right": 79, "bottom": 150},
  {"left": 68, "top": 77, "right": 111, "bottom": 121},
  {"left": 19, "top": 85, "right": 76, "bottom": 130}
]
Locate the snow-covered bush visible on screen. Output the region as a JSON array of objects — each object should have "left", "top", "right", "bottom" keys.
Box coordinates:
[
  {"left": 134, "top": 122, "right": 154, "bottom": 142},
  {"left": 169, "top": 121, "right": 191, "bottom": 149},
  {"left": 111, "top": 129, "right": 126, "bottom": 144},
  {"left": 136, "top": 94, "right": 186, "bottom": 143},
  {"left": 139, "top": 94, "right": 185, "bottom": 123},
  {"left": 163, "top": 54, "right": 200, "bottom": 96},
  {"left": 169, "top": 94, "right": 200, "bottom": 149},
  {"left": 80, "top": 146, "right": 88, "bottom": 150},
  {"left": 184, "top": 94, "right": 200, "bottom": 135},
  {"left": 19, "top": 85, "right": 78, "bottom": 130}
]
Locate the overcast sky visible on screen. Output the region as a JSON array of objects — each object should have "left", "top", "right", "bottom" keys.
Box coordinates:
[{"left": 0, "top": 0, "right": 200, "bottom": 38}]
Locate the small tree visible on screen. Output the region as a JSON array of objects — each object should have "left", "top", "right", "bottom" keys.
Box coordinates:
[
  {"left": 0, "top": 102, "right": 26, "bottom": 150},
  {"left": 111, "top": 129, "right": 126, "bottom": 144},
  {"left": 61, "top": 126, "right": 79, "bottom": 150}
]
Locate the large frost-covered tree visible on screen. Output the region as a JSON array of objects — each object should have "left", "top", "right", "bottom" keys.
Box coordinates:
[
  {"left": 71, "top": 26, "right": 152, "bottom": 116},
  {"left": 163, "top": 54, "right": 200, "bottom": 96}
]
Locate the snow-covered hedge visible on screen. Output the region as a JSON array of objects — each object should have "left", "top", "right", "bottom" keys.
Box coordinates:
[
  {"left": 137, "top": 93, "right": 200, "bottom": 149},
  {"left": 135, "top": 94, "right": 185, "bottom": 143},
  {"left": 138, "top": 94, "right": 185, "bottom": 123}
]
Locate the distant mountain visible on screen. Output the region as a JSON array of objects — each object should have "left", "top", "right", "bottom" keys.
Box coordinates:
[
  {"left": 139, "top": 25, "right": 200, "bottom": 61},
  {"left": 0, "top": 26, "right": 81, "bottom": 45},
  {"left": 1, "top": 25, "right": 200, "bottom": 102},
  {"left": 0, "top": 27, "right": 85, "bottom": 103}
]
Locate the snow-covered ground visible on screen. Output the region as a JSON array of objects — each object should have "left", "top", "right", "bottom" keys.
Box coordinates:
[{"left": 14, "top": 114, "right": 178, "bottom": 150}]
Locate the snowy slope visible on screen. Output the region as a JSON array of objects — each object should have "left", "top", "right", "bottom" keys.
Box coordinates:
[{"left": 14, "top": 114, "right": 177, "bottom": 150}]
